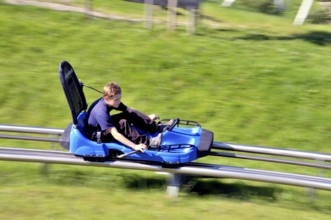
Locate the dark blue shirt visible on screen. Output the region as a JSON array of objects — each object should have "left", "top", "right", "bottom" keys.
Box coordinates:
[{"left": 86, "top": 98, "right": 127, "bottom": 136}]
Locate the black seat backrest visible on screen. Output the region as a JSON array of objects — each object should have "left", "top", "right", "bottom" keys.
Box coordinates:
[{"left": 58, "top": 61, "right": 88, "bottom": 125}]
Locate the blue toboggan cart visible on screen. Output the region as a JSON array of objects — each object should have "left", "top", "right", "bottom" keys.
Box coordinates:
[{"left": 58, "top": 61, "right": 213, "bottom": 165}]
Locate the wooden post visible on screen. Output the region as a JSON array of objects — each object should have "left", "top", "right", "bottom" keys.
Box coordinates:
[
  {"left": 168, "top": 0, "right": 178, "bottom": 30},
  {"left": 144, "top": 0, "right": 154, "bottom": 29},
  {"left": 273, "top": 0, "right": 285, "bottom": 13},
  {"left": 187, "top": 7, "right": 197, "bottom": 34},
  {"left": 222, "top": 0, "right": 236, "bottom": 7},
  {"left": 85, "top": 0, "right": 92, "bottom": 17}
]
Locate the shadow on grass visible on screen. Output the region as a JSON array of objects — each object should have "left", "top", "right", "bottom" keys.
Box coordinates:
[
  {"left": 237, "top": 31, "right": 331, "bottom": 46},
  {"left": 42, "top": 170, "right": 331, "bottom": 213},
  {"left": 122, "top": 174, "right": 167, "bottom": 189},
  {"left": 198, "top": 29, "right": 331, "bottom": 46},
  {"left": 187, "top": 180, "right": 279, "bottom": 201},
  {"left": 123, "top": 175, "right": 279, "bottom": 201},
  {"left": 44, "top": 169, "right": 278, "bottom": 201}
]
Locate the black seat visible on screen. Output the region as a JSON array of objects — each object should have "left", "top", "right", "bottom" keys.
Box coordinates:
[{"left": 58, "top": 61, "right": 88, "bottom": 126}]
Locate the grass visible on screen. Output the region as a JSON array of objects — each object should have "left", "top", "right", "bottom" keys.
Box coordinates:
[
  {"left": 0, "top": 162, "right": 330, "bottom": 219},
  {"left": 0, "top": 0, "right": 331, "bottom": 219},
  {"left": 0, "top": 161, "right": 331, "bottom": 220}
]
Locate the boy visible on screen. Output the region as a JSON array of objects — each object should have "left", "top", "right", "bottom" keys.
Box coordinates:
[{"left": 85, "top": 82, "right": 166, "bottom": 152}]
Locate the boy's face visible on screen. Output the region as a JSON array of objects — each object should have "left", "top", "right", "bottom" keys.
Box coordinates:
[{"left": 106, "top": 94, "right": 122, "bottom": 108}]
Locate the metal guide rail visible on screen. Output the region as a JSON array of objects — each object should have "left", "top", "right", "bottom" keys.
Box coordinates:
[
  {"left": 1, "top": 124, "right": 331, "bottom": 196},
  {"left": 1, "top": 147, "right": 331, "bottom": 192},
  {"left": 212, "top": 142, "right": 331, "bottom": 162},
  {"left": 0, "top": 124, "right": 64, "bottom": 142},
  {"left": 1, "top": 124, "right": 330, "bottom": 168},
  {"left": 209, "top": 151, "right": 331, "bottom": 170}
]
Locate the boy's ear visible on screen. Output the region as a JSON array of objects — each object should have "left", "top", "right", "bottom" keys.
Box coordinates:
[
  {"left": 103, "top": 96, "right": 110, "bottom": 102},
  {"left": 105, "top": 95, "right": 113, "bottom": 100}
]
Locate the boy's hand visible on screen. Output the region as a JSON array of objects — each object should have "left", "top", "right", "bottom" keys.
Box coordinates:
[
  {"left": 148, "top": 114, "right": 160, "bottom": 121},
  {"left": 134, "top": 144, "right": 148, "bottom": 152}
]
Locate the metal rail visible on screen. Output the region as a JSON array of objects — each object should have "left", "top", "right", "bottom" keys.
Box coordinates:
[
  {"left": 209, "top": 151, "right": 331, "bottom": 169},
  {"left": 0, "top": 124, "right": 63, "bottom": 142},
  {"left": 1, "top": 124, "right": 331, "bottom": 196},
  {"left": 1, "top": 147, "right": 331, "bottom": 191},
  {"left": 0, "top": 124, "right": 64, "bottom": 135},
  {"left": 1, "top": 124, "right": 330, "bottom": 167},
  {"left": 212, "top": 142, "right": 331, "bottom": 162},
  {"left": 0, "top": 134, "right": 61, "bottom": 142}
]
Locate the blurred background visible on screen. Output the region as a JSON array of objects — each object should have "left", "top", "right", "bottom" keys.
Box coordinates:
[{"left": 0, "top": 0, "right": 330, "bottom": 219}]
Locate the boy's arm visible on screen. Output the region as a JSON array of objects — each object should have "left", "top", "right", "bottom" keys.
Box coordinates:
[
  {"left": 108, "top": 127, "right": 147, "bottom": 152},
  {"left": 127, "top": 107, "right": 160, "bottom": 121}
]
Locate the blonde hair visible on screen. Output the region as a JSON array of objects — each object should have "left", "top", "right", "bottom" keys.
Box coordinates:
[{"left": 103, "top": 82, "right": 122, "bottom": 99}]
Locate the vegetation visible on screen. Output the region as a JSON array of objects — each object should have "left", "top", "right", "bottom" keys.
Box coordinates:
[{"left": 0, "top": 0, "right": 330, "bottom": 219}]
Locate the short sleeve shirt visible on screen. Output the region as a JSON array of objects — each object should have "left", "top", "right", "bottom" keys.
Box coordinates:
[{"left": 86, "top": 98, "right": 127, "bottom": 136}]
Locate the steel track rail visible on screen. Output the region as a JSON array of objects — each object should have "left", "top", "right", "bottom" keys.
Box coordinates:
[
  {"left": 1, "top": 124, "right": 331, "bottom": 169},
  {"left": 213, "top": 142, "right": 331, "bottom": 162},
  {"left": 0, "top": 124, "right": 64, "bottom": 135},
  {"left": 209, "top": 151, "right": 331, "bottom": 169},
  {"left": 1, "top": 147, "right": 331, "bottom": 191},
  {"left": 0, "top": 134, "right": 61, "bottom": 142},
  {"left": 2, "top": 124, "right": 331, "bottom": 160}
]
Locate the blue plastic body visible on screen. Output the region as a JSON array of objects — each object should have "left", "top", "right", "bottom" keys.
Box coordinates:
[
  {"left": 58, "top": 60, "right": 212, "bottom": 164},
  {"left": 69, "top": 112, "right": 203, "bottom": 164}
]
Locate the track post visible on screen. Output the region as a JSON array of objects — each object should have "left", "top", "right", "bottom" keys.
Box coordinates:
[
  {"left": 40, "top": 163, "right": 50, "bottom": 175},
  {"left": 167, "top": 173, "right": 183, "bottom": 197}
]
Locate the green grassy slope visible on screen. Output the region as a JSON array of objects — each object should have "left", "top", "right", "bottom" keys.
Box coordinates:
[
  {"left": 1, "top": 1, "right": 330, "bottom": 150},
  {"left": 0, "top": 1, "right": 330, "bottom": 219}
]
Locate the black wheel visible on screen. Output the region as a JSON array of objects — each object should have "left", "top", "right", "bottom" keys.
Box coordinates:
[
  {"left": 83, "top": 157, "right": 106, "bottom": 162},
  {"left": 161, "top": 162, "right": 181, "bottom": 168}
]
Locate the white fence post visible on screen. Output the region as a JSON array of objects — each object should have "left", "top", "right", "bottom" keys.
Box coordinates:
[{"left": 293, "top": 0, "right": 314, "bottom": 25}]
